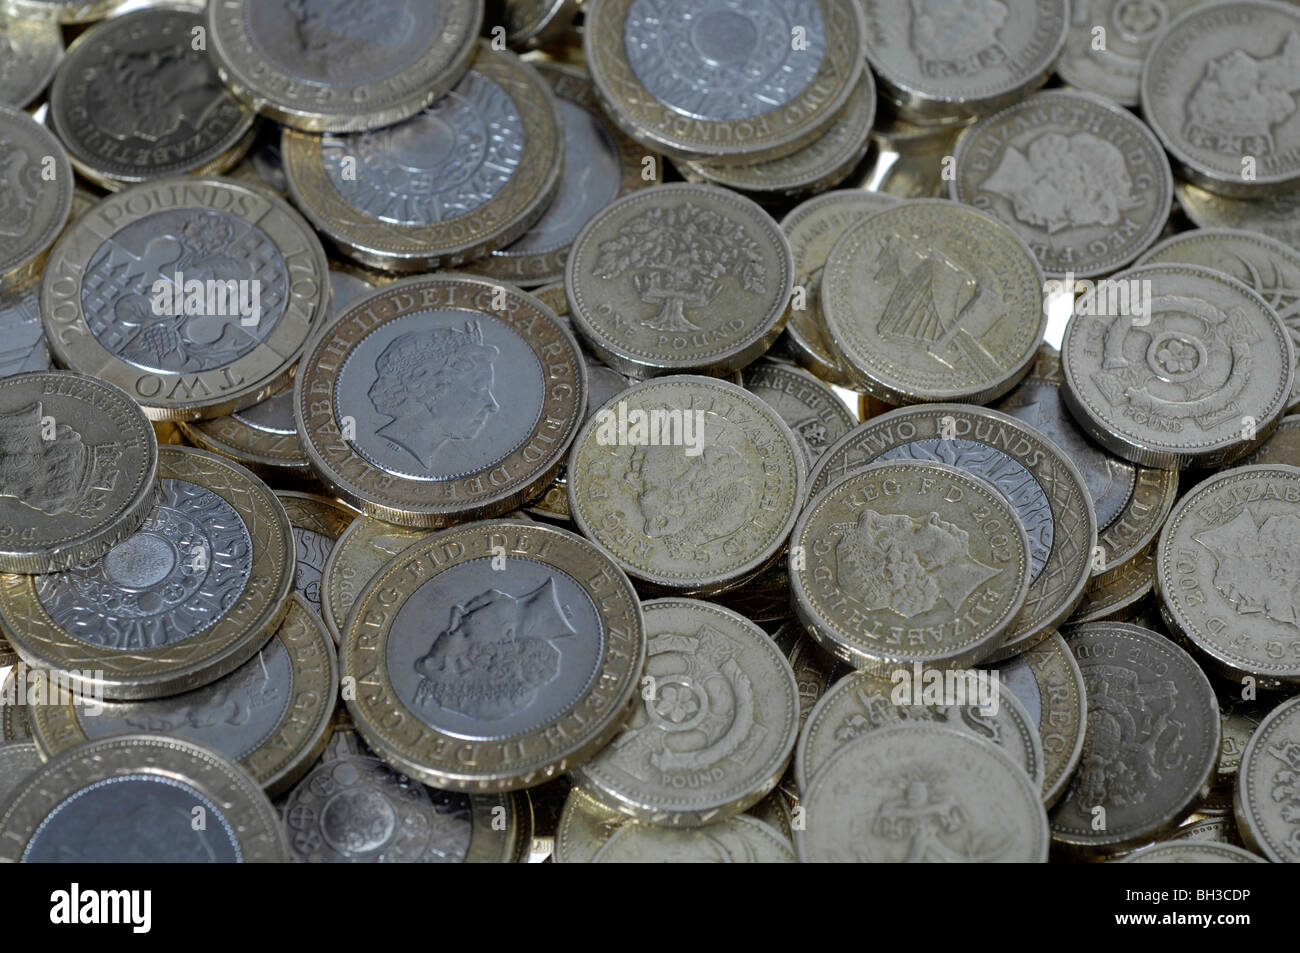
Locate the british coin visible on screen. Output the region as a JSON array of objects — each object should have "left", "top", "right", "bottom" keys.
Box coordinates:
[
  {"left": 41, "top": 176, "right": 331, "bottom": 421},
  {"left": 1061, "top": 264, "right": 1294, "bottom": 468},
  {"left": 0, "top": 0, "right": 124, "bottom": 23},
  {"left": 0, "top": 104, "right": 72, "bottom": 289},
  {"left": 207, "top": 0, "right": 484, "bottom": 133},
  {"left": 996, "top": 348, "right": 1179, "bottom": 573},
  {"left": 0, "top": 664, "right": 32, "bottom": 740},
  {"left": 1166, "top": 814, "right": 1243, "bottom": 845},
  {"left": 1216, "top": 691, "right": 1268, "bottom": 785},
  {"left": 554, "top": 784, "right": 630, "bottom": 863},
  {"left": 808, "top": 405, "right": 1098, "bottom": 660},
  {"left": 742, "top": 359, "right": 857, "bottom": 471},
  {"left": 791, "top": 460, "right": 1032, "bottom": 673},
  {"left": 1242, "top": 414, "right": 1300, "bottom": 465},
  {"left": 0, "top": 371, "right": 158, "bottom": 574},
  {"left": 794, "top": 668, "right": 1045, "bottom": 799},
  {"left": 282, "top": 46, "right": 563, "bottom": 272},
  {"left": 1157, "top": 465, "right": 1300, "bottom": 687},
  {"left": 0, "top": 740, "right": 40, "bottom": 807},
  {"left": 0, "top": 278, "right": 52, "bottom": 378},
  {"left": 1050, "top": 622, "right": 1220, "bottom": 855},
  {"left": 567, "top": 376, "right": 806, "bottom": 594},
  {"left": 796, "top": 722, "right": 1050, "bottom": 862},
  {"left": 677, "top": 70, "right": 876, "bottom": 201},
  {"left": 465, "top": 63, "right": 655, "bottom": 289},
  {"left": 573, "top": 598, "right": 799, "bottom": 827},
  {"left": 593, "top": 814, "right": 794, "bottom": 863},
  {"left": 776, "top": 189, "right": 899, "bottom": 388},
  {"left": 584, "top": 0, "right": 866, "bottom": 165},
  {"left": 295, "top": 275, "right": 586, "bottom": 527},
  {"left": 1117, "top": 842, "right": 1264, "bottom": 862},
  {"left": 951, "top": 90, "right": 1173, "bottom": 279},
  {"left": 771, "top": 618, "right": 840, "bottom": 736},
  {"left": 1176, "top": 179, "right": 1300, "bottom": 252},
  {"left": 0, "top": 14, "right": 61, "bottom": 109},
  {"left": 860, "top": 0, "right": 1068, "bottom": 124},
  {"left": 1067, "top": 547, "right": 1157, "bottom": 624},
  {"left": 487, "top": 0, "right": 580, "bottom": 50},
  {"left": 565, "top": 183, "right": 794, "bottom": 378},
  {"left": 0, "top": 445, "right": 296, "bottom": 700},
  {"left": 49, "top": 8, "right": 256, "bottom": 191},
  {"left": 340, "top": 519, "right": 645, "bottom": 791},
  {"left": 1137, "top": 228, "right": 1300, "bottom": 407},
  {"left": 1235, "top": 695, "right": 1300, "bottom": 861},
  {"left": 320, "top": 517, "right": 433, "bottom": 646},
  {"left": 274, "top": 492, "right": 355, "bottom": 621},
  {"left": 0, "top": 734, "right": 290, "bottom": 862},
  {"left": 30, "top": 594, "right": 336, "bottom": 798},
  {"left": 821, "top": 200, "right": 1047, "bottom": 405},
  {"left": 1141, "top": 1, "right": 1300, "bottom": 197},
  {"left": 1056, "top": 0, "right": 1209, "bottom": 107}
]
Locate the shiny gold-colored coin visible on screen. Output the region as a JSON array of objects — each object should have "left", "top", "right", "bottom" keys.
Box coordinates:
[
  {"left": 320, "top": 517, "right": 433, "bottom": 647},
  {"left": 274, "top": 491, "right": 355, "bottom": 624}
]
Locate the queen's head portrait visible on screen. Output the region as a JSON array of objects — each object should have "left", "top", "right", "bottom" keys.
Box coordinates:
[
  {"left": 0, "top": 402, "right": 108, "bottom": 518},
  {"left": 0, "top": 136, "right": 42, "bottom": 240}
]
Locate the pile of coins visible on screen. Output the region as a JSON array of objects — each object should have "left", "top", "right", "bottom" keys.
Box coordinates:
[{"left": 0, "top": 0, "right": 1298, "bottom": 864}]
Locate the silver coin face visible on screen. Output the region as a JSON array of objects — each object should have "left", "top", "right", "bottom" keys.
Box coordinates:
[
  {"left": 1237, "top": 695, "right": 1300, "bottom": 861},
  {"left": 0, "top": 283, "right": 51, "bottom": 378},
  {"left": 0, "top": 15, "right": 62, "bottom": 110},
  {"left": 742, "top": 359, "right": 857, "bottom": 470},
  {"left": 0, "top": 104, "right": 72, "bottom": 280}
]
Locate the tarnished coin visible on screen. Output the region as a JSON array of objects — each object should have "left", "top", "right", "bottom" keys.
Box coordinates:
[
  {"left": 584, "top": 0, "right": 865, "bottom": 164},
  {"left": 1118, "top": 841, "right": 1264, "bottom": 862},
  {"left": 487, "top": 0, "right": 580, "bottom": 50},
  {"left": 0, "top": 371, "right": 158, "bottom": 574},
  {"left": 207, "top": 0, "right": 483, "bottom": 133},
  {"left": 821, "top": 199, "right": 1047, "bottom": 405},
  {"left": 567, "top": 376, "right": 806, "bottom": 594},
  {"left": 795, "top": 668, "right": 1044, "bottom": 800},
  {"left": 0, "top": 0, "right": 124, "bottom": 24},
  {"left": 565, "top": 184, "right": 793, "bottom": 378},
  {"left": 951, "top": 90, "right": 1173, "bottom": 279},
  {"left": 0, "top": 14, "right": 61, "bottom": 109},
  {"left": 1057, "top": 0, "right": 1209, "bottom": 107},
  {"left": 1050, "top": 622, "right": 1220, "bottom": 855},
  {"left": 777, "top": 189, "right": 899, "bottom": 388},
  {"left": 295, "top": 275, "right": 586, "bottom": 527},
  {"left": 274, "top": 492, "right": 355, "bottom": 621},
  {"left": 593, "top": 814, "right": 794, "bottom": 863},
  {"left": 1242, "top": 413, "right": 1300, "bottom": 465},
  {"left": 1176, "top": 179, "right": 1300, "bottom": 252},
  {"left": 997, "top": 348, "right": 1179, "bottom": 573},
  {"left": 1235, "top": 695, "right": 1300, "bottom": 861},
  {"left": 677, "top": 70, "right": 876, "bottom": 200},
  {"left": 41, "top": 176, "right": 331, "bottom": 421},
  {"left": 1138, "top": 228, "right": 1300, "bottom": 408},
  {"left": 0, "top": 734, "right": 290, "bottom": 862},
  {"left": 0, "top": 740, "right": 39, "bottom": 807},
  {"left": 0, "top": 445, "right": 296, "bottom": 700},
  {"left": 1141, "top": 0, "right": 1300, "bottom": 197},
  {"left": 340, "top": 520, "right": 645, "bottom": 791},
  {"left": 49, "top": 8, "right": 256, "bottom": 191},
  {"left": 31, "top": 595, "right": 335, "bottom": 798},
  {"left": 574, "top": 599, "right": 799, "bottom": 827},
  {"left": 282, "top": 46, "right": 563, "bottom": 272},
  {"left": 742, "top": 359, "right": 856, "bottom": 471},
  {"left": 466, "top": 63, "right": 656, "bottom": 288},
  {"left": 861, "top": 0, "right": 1068, "bottom": 124},
  {"left": 320, "top": 517, "right": 433, "bottom": 647},
  {"left": 791, "top": 460, "right": 1032, "bottom": 673},
  {"left": 1068, "top": 547, "right": 1157, "bottom": 625},
  {"left": 0, "top": 104, "right": 71, "bottom": 288},
  {"left": 808, "top": 405, "right": 1098, "bottom": 660},
  {"left": 1061, "top": 264, "right": 1294, "bottom": 468},
  {"left": 1157, "top": 465, "right": 1300, "bottom": 687},
  {"left": 796, "top": 722, "right": 1050, "bottom": 862}
]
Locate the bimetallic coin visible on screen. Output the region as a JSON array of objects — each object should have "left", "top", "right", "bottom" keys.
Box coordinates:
[
  {"left": 49, "top": 8, "right": 256, "bottom": 190},
  {"left": 1158, "top": 466, "right": 1300, "bottom": 687},
  {"left": 808, "top": 405, "right": 1099, "bottom": 660},
  {"left": 274, "top": 492, "right": 355, "bottom": 621},
  {"left": 0, "top": 734, "right": 289, "bottom": 862},
  {"left": 565, "top": 184, "right": 794, "bottom": 378},
  {"left": 861, "top": 0, "right": 1068, "bottom": 124},
  {"left": 0, "top": 445, "right": 296, "bottom": 700},
  {"left": 1236, "top": 695, "right": 1300, "bottom": 862},
  {"left": 0, "top": 0, "right": 124, "bottom": 23},
  {"left": 1068, "top": 547, "right": 1157, "bottom": 625},
  {"left": 574, "top": 599, "right": 799, "bottom": 827},
  {"left": 1242, "top": 414, "right": 1300, "bottom": 465},
  {"left": 0, "top": 371, "right": 158, "bottom": 574},
  {"left": 1141, "top": 1, "right": 1300, "bottom": 196},
  {"left": 1061, "top": 264, "right": 1294, "bottom": 468},
  {"left": 320, "top": 517, "right": 433, "bottom": 647},
  {"left": 952, "top": 91, "right": 1173, "bottom": 279},
  {"left": 1176, "top": 179, "right": 1300, "bottom": 252},
  {"left": 31, "top": 595, "right": 335, "bottom": 798},
  {"left": 0, "top": 105, "right": 71, "bottom": 288},
  {"left": 283, "top": 46, "right": 564, "bottom": 272},
  {"left": 340, "top": 520, "right": 645, "bottom": 791},
  {"left": 41, "top": 176, "right": 330, "bottom": 421},
  {"left": 1118, "top": 842, "right": 1264, "bottom": 862},
  {"left": 742, "top": 359, "right": 856, "bottom": 471},
  {"left": 296, "top": 275, "right": 586, "bottom": 527},
  {"left": 796, "top": 723, "right": 1050, "bottom": 862},
  {"left": 487, "top": 0, "right": 580, "bottom": 50},
  {"left": 467, "top": 63, "right": 656, "bottom": 288},
  {"left": 0, "top": 740, "right": 40, "bottom": 807},
  {"left": 1050, "top": 622, "right": 1220, "bottom": 855},
  {"left": 821, "top": 199, "right": 1047, "bottom": 405},
  {"left": 567, "top": 376, "right": 806, "bottom": 594},
  {"left": 207, "top": 0, "right": 484, "bottom": 133},
  {"left": 0, "top": 14, "right": 61, "bottom": 109},
  {"left": 593, "top": 814, "right": 794, "bottom": 863},
  {"left": 584, "top": 0, "right": 866, "bottom": 164},
  {"left": 791, "top": 460, "right": 1032, "bottom": 673}
]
